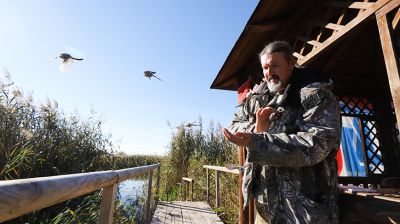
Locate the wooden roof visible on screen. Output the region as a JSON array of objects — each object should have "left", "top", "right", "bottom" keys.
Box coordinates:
[{"left": 211, "top": 0, "right": 399, "bottom": 98}]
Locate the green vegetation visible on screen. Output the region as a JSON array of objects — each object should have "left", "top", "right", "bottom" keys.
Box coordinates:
[
  {"left": 0, "top": 77, "right": 239, "bottom": 223},
  {"left": 159, "top": 119, "right": 239, "bottom": 223}
]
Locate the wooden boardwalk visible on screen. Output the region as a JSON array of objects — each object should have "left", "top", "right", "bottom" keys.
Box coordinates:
[{"left": 152, "top": 201, "right": 223, "bottom": 224}]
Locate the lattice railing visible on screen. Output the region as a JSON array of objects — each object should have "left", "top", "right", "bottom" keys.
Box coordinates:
[{"left": 339, "top": 96, "right": 384, "bottom": 175}]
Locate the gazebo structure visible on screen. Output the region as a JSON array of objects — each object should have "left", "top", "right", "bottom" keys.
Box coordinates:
[{"left": 211, "top": 0, "right": 400, "bottom": 222}]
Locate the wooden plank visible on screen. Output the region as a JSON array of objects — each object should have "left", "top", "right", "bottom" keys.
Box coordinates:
[
  {"left": 99, "top": 184, "right": 117, "bottom": 224},
  {"left": 376, "top": 12, "right": 400, "bottom": 141},
  {"left": 375, "top": 0, "right": 400, "bottom": 18},
  {"left": 294, "top": 36, "right": 322, "bottom": 47},
  {"left": 152, "top": 201, "right": 223, "bottom": 224},
  {"left": 297, "top": 0, "right": 392, "bottom": 66},
  {"left": 182, "top": 177, "right": 193, "bottom": 182},
  {"left": 392, "top": 8, "right": 400, "bottom": 29},
  {"left": 308, "top": 20, "right": 345, "bottom": 31},
  {"left": 293, "top": 52, "right": 305, "bottom": 60},
  {"left": 325, "top": 23, "right": 345, "bottom": 31},
  {"left": 203, "top": 165, "right": 239, "bottom": 175}
]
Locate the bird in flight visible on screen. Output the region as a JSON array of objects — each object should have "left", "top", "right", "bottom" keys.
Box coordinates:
[
  {"left": 144, "top": 71, "right": 162, "bottom": 81},
  {"left": 58, "top": 53, "right": 83, "bottom": 63},
  {"left": 177, "top": 122, "right": 200, "bottom": 129},
  {"left": 52, "top": 53, "right": 84, "bottom": 73},
  {"left": 184, "top": 122, "right": 200, "bottom": 128}
]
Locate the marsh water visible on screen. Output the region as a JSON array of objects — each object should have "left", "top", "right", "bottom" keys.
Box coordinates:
[{"left": 118, "top": 179, "right": 147, "bottom": 204}]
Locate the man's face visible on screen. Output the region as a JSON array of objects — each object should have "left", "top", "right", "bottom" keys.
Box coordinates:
[{"left": 260, "top": 52, "right": 295, "bottom": 93}]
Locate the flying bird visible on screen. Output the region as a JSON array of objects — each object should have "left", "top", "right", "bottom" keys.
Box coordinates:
[
  {"left": 144, "top": 71, "right": 162, "bottom": 81},
  {"left": 177, "top": 122, "right": 200, "bottom": 129},
  {"left": 184, "top": 122, "right": 200, "bottom": 128},
  {"left": 58, "top": 53, "right": 83, "bottom": 62},
  {"left": 52, "top": 53, "right": 84, "bottom": 73}
]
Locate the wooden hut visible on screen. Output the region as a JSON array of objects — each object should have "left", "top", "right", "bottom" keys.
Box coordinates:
[{"left": 211, "top": 0, "right": 400, "bottom": 222}]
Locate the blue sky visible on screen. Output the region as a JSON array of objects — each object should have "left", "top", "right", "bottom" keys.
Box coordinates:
[{"left": 0, "top": 1, "right": 259, "bottom": 155}]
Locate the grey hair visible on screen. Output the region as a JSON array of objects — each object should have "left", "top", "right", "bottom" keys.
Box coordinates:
[{"left": 259, "top": 41, "right": 293, "bottom": 63}]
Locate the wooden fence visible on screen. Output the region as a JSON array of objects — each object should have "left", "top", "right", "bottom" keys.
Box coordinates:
[{"left": 0, "top": 163, "right": 160, "bottom": 224}]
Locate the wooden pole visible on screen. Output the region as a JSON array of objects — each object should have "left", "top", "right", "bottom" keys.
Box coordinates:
[
  {"left": 146, "top": 170, "right": 153, "bottom": 224},
  {"left": 239, "top": 146, "right": 245, "bottom": 224},
  {"left": 191, "top": 179, "right": 194, "bottom": 201},
  {"left": 215, "top": 170, "right": 220, "bottom": 207},
  {"left": 155, "top": 166, "right": 161, "bottom": 204},
  {"left": 376, "top": 6, "right": 400, "bottom": 133},
  {"left": 206, "top": 168, "right": 210, "bottom": 202},
  {"left": 99, "top": 183, "right": 117, "bottom": 224}
]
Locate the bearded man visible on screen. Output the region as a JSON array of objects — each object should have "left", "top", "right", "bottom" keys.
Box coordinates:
[{"left": 223, "top": 41, "right": 341, "bottom": 224}]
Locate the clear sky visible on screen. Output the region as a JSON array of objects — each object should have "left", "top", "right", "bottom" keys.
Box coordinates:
[{"left": 0, "top": 1, "right": 259, "bottom": 155}]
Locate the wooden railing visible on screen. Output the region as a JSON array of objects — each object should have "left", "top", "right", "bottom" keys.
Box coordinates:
[
  {"left": 203, "top": 165, "right": 239, "bottom": 208},
  {"left": 203, "top": 146, "right": 254, "bottom": 224},
  {"left": 0, "top": 163, "right": 161, "bottom": 224},
  {"left": 181, "top": 177, "right": 194, "bottom": 201}
]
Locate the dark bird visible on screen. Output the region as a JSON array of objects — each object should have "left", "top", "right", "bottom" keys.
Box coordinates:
[
  {"left": 53, "top": 53, "right": 84, "bottom": 73},
  {"left": 176, "top": 122, "right": 199, "bottom": 129},
  {"left": 182, "top": 122, "right": 200, "bottom": 128},
  {"left": 144, "top": 70, "right": 162, "bottom": 81},
  {"left": 58, "top": 53, "right": 83, "bottom": 62}
]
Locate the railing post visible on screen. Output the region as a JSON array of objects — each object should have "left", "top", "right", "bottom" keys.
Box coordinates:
[
  {"left": 99, "top": 183, "right": 117, "bottom": 224},
  {"left": 206, "top": 168, "right": 210, "bottom": 202},
  {"left": 215, "top": 170, "right": 220, "bottom": 207},
  {"left": 191, "top": 179, "right": 194, "bottom": 201},
  {"left": 146, "top": 170, "right": 154, "bottom": 224},
  {"left": 239, "top": 146, "right": 245, "bottom": 224},
  {"left": 155, "top": 165, "right": 161, "bottom": 204}
]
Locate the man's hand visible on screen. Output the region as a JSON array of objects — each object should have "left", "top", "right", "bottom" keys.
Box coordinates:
[
  {"left": 222, "top": 128, "right": 252, "bottom": 147},
  {"left": 255, "top": 107, "right": 275, "bottom": 132}
]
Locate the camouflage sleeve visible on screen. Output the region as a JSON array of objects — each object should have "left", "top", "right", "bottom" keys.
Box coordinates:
[
  {"left": 229, "top": 104, "right": 255, "bottom": 133},
  {"left": 246, "top": 82, "right": 341, "bottom": 167}
]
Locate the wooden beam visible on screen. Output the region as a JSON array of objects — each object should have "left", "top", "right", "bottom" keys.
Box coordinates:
[
  {"left": 99, "top": 184, "right": 117, "bottom": 224},
  {"left": 307, "top": 20, "right": 345, "bottom": 31},
  {"left": 297, "top": 0, "right": 393, "bottom": 66},
  {"left": 293, "top": 52, "right": 305, "bottom": 60},
  {"left": 376, "top": 0, "right": 400, "bottom": 18},
  {"left": 376, "top": 12, "right": 400, "bottom": 136},
  {"left": 295, "top": 36, "right": 322, "bottom": 47},
  {"left": 391, "top": 8, "right": 400, "bottom": 29},
  {"left": 247, "top": 21, "right": 283, "bottom": 33}
]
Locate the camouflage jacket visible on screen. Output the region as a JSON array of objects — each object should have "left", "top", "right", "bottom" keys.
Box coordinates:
[{"left": 229, "top": 68, "right": 341, "bottom": 224}]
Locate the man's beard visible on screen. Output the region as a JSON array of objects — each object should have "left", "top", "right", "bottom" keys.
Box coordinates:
[{"left": 267, "top": 79, "right": 284, "bottom": 93}]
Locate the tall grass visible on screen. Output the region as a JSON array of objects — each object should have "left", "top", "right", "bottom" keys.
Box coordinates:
[
  {"left": 160, "top": 119, "right": 240, "bottom": 223},
  {"left": 0, "top": 77, "right": 161, "bottom": 223},
  {"left": 0, "top": 75, "right": 239, "bottom": 223}
]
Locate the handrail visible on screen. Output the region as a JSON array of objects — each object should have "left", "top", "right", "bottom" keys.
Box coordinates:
[
  {"left": 0, "top": 163, "right": 160, "bottom": 224},
  {"left": 203, "top": 165, "right": 240, "bottom": 175},
  {"left": 203, "top": 165, "right": 240, "bottom": 209}
]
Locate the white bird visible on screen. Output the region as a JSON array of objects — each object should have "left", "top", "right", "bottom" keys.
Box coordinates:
[{"left": 144, "top": 71, "right": 162, "bottom": 81}]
